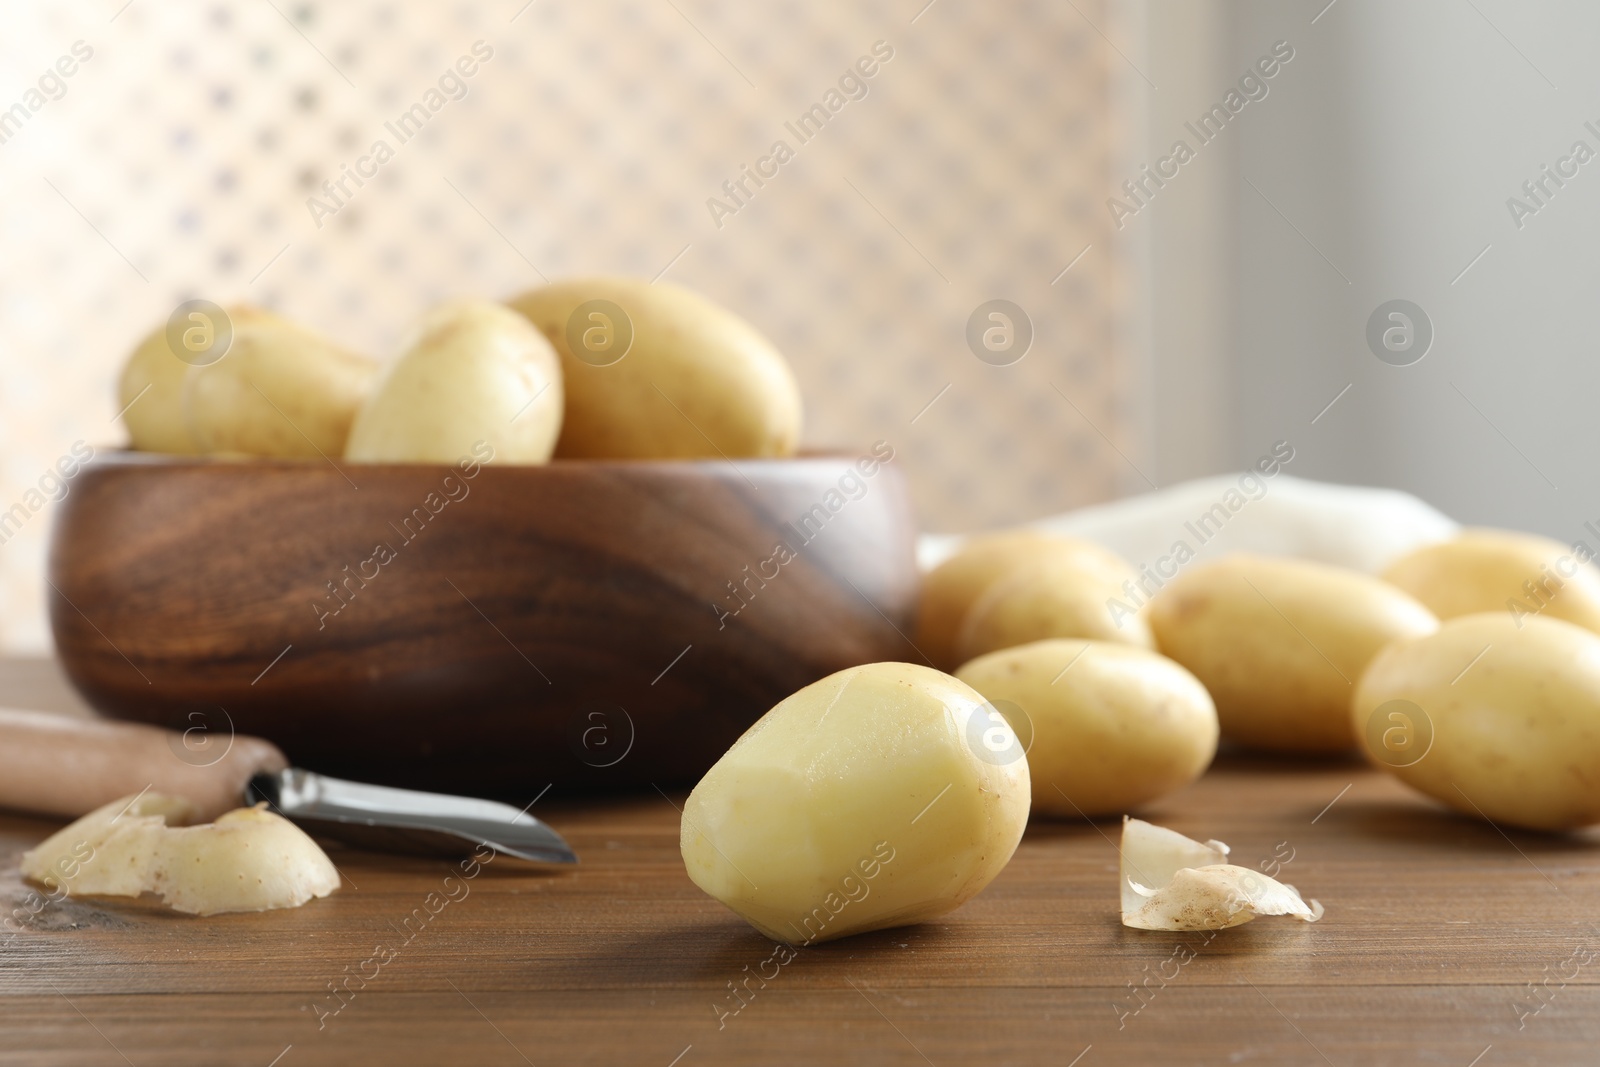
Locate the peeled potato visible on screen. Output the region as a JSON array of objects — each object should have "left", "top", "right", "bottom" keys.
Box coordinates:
[
  {"left": 346, "top": 299, "right": 563, "bottom": 464},
  {"left": 916, "top": 530, "right": 1137, "bottom": 669},
  {"left": 955, "top": 556, "right": 1155, "bottom": 662},
  {"left": 1383, "top": 528, "right": 1600, "bottom": 634},
  {"left": 182, "top": 309, "right": 377, "bottom": 457},
  {"left": 956, "top": 640, "right": 1216, "bottom": 816},
  {"left": 508, "top": 277, "right": 801, "bottom": 460},
  {"left": 1148, "top": 554, "right": 1437, "bottom": 752},
  {"left": 21, "top": 792, "right": 339, "bottom": 915},
  {"left": 680, "top": 661, "right": 1029, "bottom": 944},
  {"left": 1354, "top": 613, "right": 1600, "bottom": 831}
]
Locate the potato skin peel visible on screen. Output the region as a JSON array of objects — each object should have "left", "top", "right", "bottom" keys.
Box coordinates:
[
  {"left": 1120, "top": 817, "right": 1321, "bottom": 931},
  {"left": 1125, "top": 864, "right": 1323, "bottom": 931},
  {"left": 21, "top": 793, "right": 339, "bottom": 916}
]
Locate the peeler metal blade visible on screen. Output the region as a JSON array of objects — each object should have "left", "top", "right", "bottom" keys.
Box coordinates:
[{"left": 246, "top": 768, "right": 578, "bottom": 865}]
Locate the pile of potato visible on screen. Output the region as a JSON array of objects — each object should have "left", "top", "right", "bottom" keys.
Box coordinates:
[
  {"left": 684, "top": 523, "right": 1600, "bottom": 942},
  {"left": 917, "top": 524, "right": 1600, "bottom": 832},
  {"left": 114, "top": 292, "right": 1600, "bottom": 935},
  {"left": 118, "top": 277, "right": 803, "bottom": 464}
]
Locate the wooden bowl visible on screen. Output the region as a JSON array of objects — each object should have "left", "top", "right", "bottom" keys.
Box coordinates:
[{"left": 48, "top": 451, "right": 919, "bottom": 795}]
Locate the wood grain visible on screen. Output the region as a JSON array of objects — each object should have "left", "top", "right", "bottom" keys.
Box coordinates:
[
  {"left": 4, "top": 674, "right": 1600, "bottom": 1065},
  {"left": 48, "top": 452, "right": 918, "bottom": 794}
]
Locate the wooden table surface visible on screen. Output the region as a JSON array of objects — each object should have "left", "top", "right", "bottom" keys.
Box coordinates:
[{"left": 2, "top": 657, "right": 1598, "bottom": 1066}]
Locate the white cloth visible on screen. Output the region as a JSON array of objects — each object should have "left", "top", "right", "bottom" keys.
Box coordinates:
[{"left": 918, "top": 474, "right": 1459, "bottom": 575}]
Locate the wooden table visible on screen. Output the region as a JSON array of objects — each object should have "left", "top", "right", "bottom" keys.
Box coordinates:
[{"left": 2, "top": 658, "right": 1597, "bottom": 1066}]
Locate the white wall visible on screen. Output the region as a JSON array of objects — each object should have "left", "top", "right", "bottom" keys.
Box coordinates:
[
  {"left": 1143, "top": 0, "right": 1238, "bottom": 485},
  {"left": 1147, "top": 0, "right": 1600, "bottom": 542}
]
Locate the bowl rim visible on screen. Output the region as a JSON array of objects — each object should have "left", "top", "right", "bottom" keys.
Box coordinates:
[{"left": 81, "top": 446, "right": 884, "bottom": 473}]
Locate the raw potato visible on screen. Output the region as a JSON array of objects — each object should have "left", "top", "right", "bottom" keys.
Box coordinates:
[
  {"left": 346, "top": 299, "right": 563, "bottom": 463},
  {"left": 121, "top": 343, "right": 193, "bottom": 451},
  {"left": 1148, "top": 554, "right": 1438, "bottom": 752},
  {"left": 680, "top": 662, "right": 1029, "bottom": 944},
  {"left": 1119, "top": 816, "right": 1228, "bottom": 920},
  {"left": 955, "top": 556, "right": 1155, "bottom": 662},
  {"left": 1126, "top": 865, "right": 1324, "bottom": 931},
  {"left": 1120, "top": 817, "right": 1322, "bottom": 931},
  {"left": 916, "top": 530, "right": 1138, "bottom": 669},
  {"left": 508, "top": 277, "right": 801, "bottom": 460},
  {"left": 1354, "top": 613, "right": 1600, "bottom": 831},
  {"left": 183, "top": 309, "right": 377, "bottom": 457},
  {"left": 21, "top": 792, "right": 340, "bottom": 916},
  {"left": 956, "top": 640, "right": 1217, "bottom": 816},
  {"left": 118, "top": 318, "right": 212, "bottom": 453},
  {"left": 1383, "top": 528, "right": 1600, "bottom": 634}
]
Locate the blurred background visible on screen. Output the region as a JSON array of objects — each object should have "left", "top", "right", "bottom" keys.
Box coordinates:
[{"left": 1, "top": 0, "right": 1596, "bottom": 651}]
